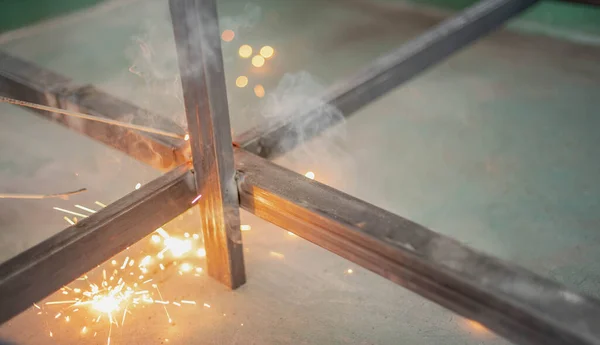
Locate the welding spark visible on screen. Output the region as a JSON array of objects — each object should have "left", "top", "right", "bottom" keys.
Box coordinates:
[
  {"left": 75, "top": 205, "right": 97, "bottom": 213},
  {"left": 53, "top": 207, "right": 87, "bottom": 218},
  {"left": 191, "top": 194, "right": 202, "bottom": 204},
  {"left": 47, "top": 202, "right": 206, "bottom": 343}
]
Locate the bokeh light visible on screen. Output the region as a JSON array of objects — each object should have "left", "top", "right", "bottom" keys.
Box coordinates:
[
  {"left": 259, "top": 46, "right": 274, "bottom": 59},
  {"left": 254, "top": 84, "right": 265, "bottom": 98},
  {"left": 251, "top": 55, "right": 265, "bottom": 67},
  {"left": 238, "top": 45, "right": 252, "bottom": 58},
  {"left": 235, "top": 76, "right": 248, "bottom": 88},
  {"left": 221, "top": 30, "right": 235, "bottom": 42}
]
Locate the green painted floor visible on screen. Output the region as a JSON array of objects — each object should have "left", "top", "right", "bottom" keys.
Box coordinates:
[{"left": 1, "top": 0, "right": 599, "bottom": 344}]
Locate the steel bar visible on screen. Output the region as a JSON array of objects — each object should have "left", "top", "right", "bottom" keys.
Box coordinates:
[
  {"left": 170, "top": 0, "right": 246, "bottom": 289},
  {"left": 62, "top": 86, "right": 187, "bottom": 171},
  {"left": 0, "top": 51, "right": 70, "bottom": 113},
  {"left": 236, "top": 0, "right": 538, "bottom": 158},
  {"left": 0, "top": 52, "right": 187, "bottom": 171},
  {"left": 234, "top": 147, "right": 600, "bottom": 345},
  {"left": 0, "top": 164, "right": 196, "bottom": 324}
]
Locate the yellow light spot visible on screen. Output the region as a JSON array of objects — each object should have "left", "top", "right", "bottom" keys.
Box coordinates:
[
  {"left": 192, "top": 233, "right": 200, "bottom": 239},
  {"left": 240, "top": 224, "right": 252, "bottom": 231},
  {"left": 251, "top": 55, "right": 265, "bottom": 67},
  {"left": 156, "top": 228, "right": 170, "bottom": 238},
  {"left": 135, "top": 183, "right": 141, "bottom": 190},
  {"left": 111, "top": 260, "right": 117, "bottom": 265},
  {"left": 204, "top": 303, "right": 211, "bottom": 308},
  {"left": 81, "top": 326, "right": 87, "bottom": 335},
  {"left": 151, "top": 234, "right": 161, "bottom": 243},
  {"left": 260, "top": 46, "right": 275, "bottom": 59},
  {"left": 65, "top": 316, "right": 70, "bottom": 322},
  {"left": 235, "top": 76, "right": 248, "bottom": 88},
  {"left": 347, "top": 269, "right": 353, "bottom": 274},
  {"left": 93, "top": 296, "right": 120, "bottom": 314},
  {"left": 288, "top": 231, "right": 296, "bottom": 237},
  {"left": 466, "top": 319, "right": 488, "bottom": 334},
  {"left": 180, "top": 263, "right": 192, "bottom": 272},
  {"left": 49, "top": 331, "right": 53, "bottom": 337},
  {"left": 305, "top": 171, "right": 315, "bottom": 179},
  {"left": 238, "top": 44, "right": 252, "bottom": 58},
  {"left": 195, "top": 267, "right": 203, "bottom": 273},
  {"left": 165, "top": 238, "right": 193, "bottom": 257},
  {"left": 254, "top": 84, "right": 265, "bottom": 98},
  {"left": 140, "top": 255, "right": 152, "bottom": 266},
  {"left": 64, "top": 216, "right": 75, "bottom": 225},
  {"left": 184, "top": 134, "right": 190, "bottom": 141},
  {"left": 221, "top": 30, "right": 235, "bottom": 42},
  {"left": 184, "top": 232, "right": 190, "bottom": 238},
  {"left": 197, "top": 248, "right": 207, "bottom": 257}
]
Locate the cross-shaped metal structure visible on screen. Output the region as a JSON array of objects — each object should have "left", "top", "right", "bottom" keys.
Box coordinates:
[{"left": 1, "top": 0, "right": 600, "bottom": 344}]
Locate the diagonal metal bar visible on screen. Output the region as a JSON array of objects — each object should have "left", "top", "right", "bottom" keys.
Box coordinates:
[
  {"left": 236, "top": 0, "right": 538, "bottom": 158},
  {"left": 170, "top": 0, "right": 246, "bottom": 289},
  {"left": 0, "top": 164, "right": 196, "bottom": 324},
  {"left": 234, "top": 147, "right": 600, "bottom": 345},
  {"left": 0, "top": 51, "right": 187, "bottom": 171}
]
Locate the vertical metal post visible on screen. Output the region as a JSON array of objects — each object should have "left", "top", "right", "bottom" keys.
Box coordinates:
[{"left": 169, "top": 0, "right": 246, "bottom": 288}]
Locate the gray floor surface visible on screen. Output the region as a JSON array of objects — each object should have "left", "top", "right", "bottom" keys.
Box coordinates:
[{"left": 1, "top": 0, "right": 599, "bottom": 344}]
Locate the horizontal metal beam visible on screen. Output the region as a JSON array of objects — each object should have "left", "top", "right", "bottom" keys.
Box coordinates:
[
  {"left": 0, "top": 164, "right": 196, "bottom": 324},
  {"left": 234, "top": 147, "right": 600, "bottom": 345},
  {"left": 0, "top": 51, "right": 187, "bottom": 171},
  {"left": 236, "top": 0, "right": 538, "bottom": 158}
]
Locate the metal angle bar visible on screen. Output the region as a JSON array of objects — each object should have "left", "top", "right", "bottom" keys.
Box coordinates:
[
  {"left": 0, "top": 164, "right": 196, "bottom": 324},
  {"left": 234, "top": 147, "right": 600, "bottom": 345},
  {"left": 170, "top": 0, "right": 246, "bottom": 289},
  {"left": 0, "top": 51, "right": 187, "bottom": 171},
  {"left": 236, "top": 0, "right": 539, "bottom": 158}
]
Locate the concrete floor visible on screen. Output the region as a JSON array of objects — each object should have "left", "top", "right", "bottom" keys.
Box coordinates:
[{"left": 1, "top": 0, "right": 600, "bottom": 344}]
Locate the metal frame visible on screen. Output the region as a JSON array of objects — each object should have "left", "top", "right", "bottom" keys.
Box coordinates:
[{"left": 1, "top": 0, "right": 600, "bottom": 344}]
